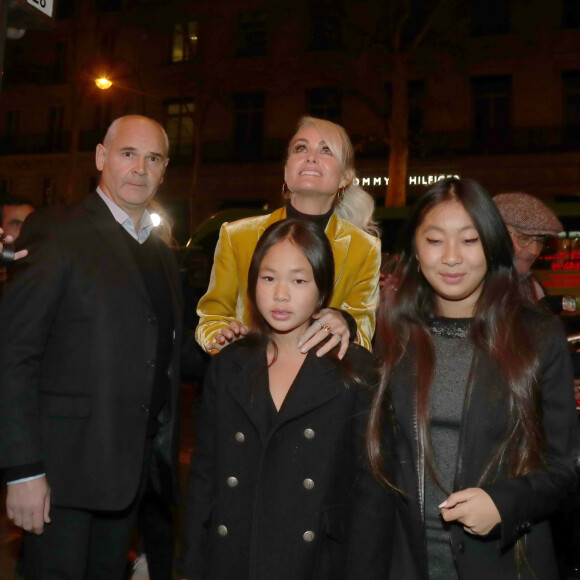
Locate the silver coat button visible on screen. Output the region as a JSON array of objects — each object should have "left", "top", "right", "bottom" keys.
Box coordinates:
[
  {"left": 217, "top": 525, "right": 228, "bottom": 536},
  {"left": 303, "top": 478, "right": 315, "bottom": 490},
  {"left": 235, "top": 432, "right": 245, "bottom": 443},
  {"left": 303, "top": 530, "right": 315, "bottom": 542},
  {"left": 303, "top": 428, "right": 315, "bottom": 439},
  {"left": 227, "top": 476, "right": 239, "bottom": 488}
]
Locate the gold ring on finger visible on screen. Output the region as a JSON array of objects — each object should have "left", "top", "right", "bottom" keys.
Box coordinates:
[{"left": 323, "top": 324, "right": 332, "bottom": 334}]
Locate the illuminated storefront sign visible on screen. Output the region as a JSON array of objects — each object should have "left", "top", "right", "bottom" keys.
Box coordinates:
[
  {"left": 551, "top": 261, "right": 580, "bottom": 270},
  {"left": 535, "top": 235, "right": 580, "bottom": 291},
  {"left": 353, "top": 174, "right": 460, "bottom": 187}
]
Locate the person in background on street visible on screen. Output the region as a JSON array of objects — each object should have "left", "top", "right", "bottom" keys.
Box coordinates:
[
  {"left": 0, "top": 229, "right": 27, "bottom": 260},
  {"left": 0, "top": 195, "right": 34, "bottom": 298},
  {"left": 369, "top": 178, "right": 578, "bottom": 580},
  {"left": 493, "top": 192, "right": 579, "bottom": 416},
  {"left": 494, "top": 190, "right": 580, "bottom": 575},
  {"left": 178, "top": 219, "right": 394, "bottom": 580},
  {"left": 0, "top": 115, "right": 188, "bottom": 579},
  {"left": 195, "top": 116, "right": 381, "bottom": 358},
  {"left": 492, "top": 192, "right": 562, "bottom": 303},
  {"left": 0, "top": 194, "right": 34, "bottom": 241},
  {"left": 0, "top": 227, "right": 28, "bottom": 269}
]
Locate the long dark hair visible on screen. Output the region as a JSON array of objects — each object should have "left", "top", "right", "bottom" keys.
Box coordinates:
[
  {"left": 247, "top": 219, "right": 334, "bottom": 340},
  {"left": 368, "top": 178, "right": 544, "bottom": 489}
]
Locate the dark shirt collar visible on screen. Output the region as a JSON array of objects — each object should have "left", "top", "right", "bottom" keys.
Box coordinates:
[{"left": 285, "top": 200, "right": 334, "bottom": 231}]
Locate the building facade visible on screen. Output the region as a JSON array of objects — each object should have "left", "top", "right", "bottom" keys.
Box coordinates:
[{"left": 1, "top": 0, "right": 579, "bottom": 242}]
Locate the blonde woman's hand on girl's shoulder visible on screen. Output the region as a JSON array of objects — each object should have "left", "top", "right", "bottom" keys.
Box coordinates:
[
  {"left": 206, "top": 320, "right": 249, "bottom": 353},
  {"left": 297, "top": 308, "right": 350, "bottom": 359},
  {"left": 439, "top": 487, "right": 501, "bottom": 536}
]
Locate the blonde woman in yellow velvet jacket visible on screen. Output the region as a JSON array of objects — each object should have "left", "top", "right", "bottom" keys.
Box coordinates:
[{"left": 196, "top": 117, "right": 381, "bottom": 356}]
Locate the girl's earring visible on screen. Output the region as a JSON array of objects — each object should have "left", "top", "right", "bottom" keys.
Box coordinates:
[{"left": 336, "top": 186, "right": 345, "bottom": 204}]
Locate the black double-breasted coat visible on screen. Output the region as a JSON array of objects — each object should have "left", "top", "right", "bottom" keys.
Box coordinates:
[
  {"left": 178, "top": 340, "right": 394, "bottom": 580},
  {"left": 388, "top": 311, "right": 579, "bottom": 580},
  {"left": 0, "top": 193, "right": 184, "bottom": 510}
]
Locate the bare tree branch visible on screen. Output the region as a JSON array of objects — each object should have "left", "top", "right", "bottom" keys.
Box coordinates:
[
  {"left": 410, "top": 0, "right": 450, "bottom": 50},
  {"left": 392, "top": 0, "right": 412, "bottom": 53}
]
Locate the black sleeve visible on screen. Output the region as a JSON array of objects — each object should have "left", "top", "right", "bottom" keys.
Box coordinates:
[
  {"left": 2, "top": 462, "right": 45, "bottom": 485},
  {"left": 484, "top": 319, "right": 579, "bottom": 548}
]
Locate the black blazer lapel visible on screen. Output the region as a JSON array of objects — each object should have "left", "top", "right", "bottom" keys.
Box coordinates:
[
  {"left": 84, "top": 192, "right": 151, "bottom": 308},
  {"left": 228, "top": 343, "right": 272, "bottom": 440},
  {"left": 276, "top": 351, "right": 341, "bottom": 426},
  {"left": 227, "top": 345, "right": 342, "bottom": 437}
]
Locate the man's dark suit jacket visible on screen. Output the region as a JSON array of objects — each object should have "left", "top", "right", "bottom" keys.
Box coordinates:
[{"left": 0, "top": 193, "right": 183, "bottom": 511}]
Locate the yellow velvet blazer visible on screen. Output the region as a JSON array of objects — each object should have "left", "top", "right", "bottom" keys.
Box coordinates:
[{"left": 195, "top": 207, "right": 381, "bottom": 351}]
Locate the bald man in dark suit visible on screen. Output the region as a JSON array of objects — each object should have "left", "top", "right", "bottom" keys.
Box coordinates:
[{"left": 0, "top": 115, "right": 187, "bottom": 579}]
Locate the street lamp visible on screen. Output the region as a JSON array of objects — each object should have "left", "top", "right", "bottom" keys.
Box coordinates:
[
  {"left": 92, "top": 65, "right": 156, "bottom": 113},
  {"left": 95, "top": 77, "right": 112, "bottom": 90}
]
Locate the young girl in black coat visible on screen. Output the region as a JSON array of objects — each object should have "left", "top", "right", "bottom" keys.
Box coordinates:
[
  {"left": 178, "top": 219, "right": 393, "bottom": 580},
  {"left": 368, "top": 178, "right": 578, "bottom": 580}
]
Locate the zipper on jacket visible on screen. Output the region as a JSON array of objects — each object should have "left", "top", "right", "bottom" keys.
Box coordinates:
[{"left": 413, "top": 388, "right": 425, "bottom": 522}]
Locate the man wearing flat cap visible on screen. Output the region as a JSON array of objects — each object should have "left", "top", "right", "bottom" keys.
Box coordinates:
[{"left": 493, "top": 192, "right": 563, "bottom": 302}]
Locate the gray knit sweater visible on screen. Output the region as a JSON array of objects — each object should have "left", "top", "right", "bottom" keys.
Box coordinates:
[{"left": 425, "top": 317, "right": 474, "bottom": 580}]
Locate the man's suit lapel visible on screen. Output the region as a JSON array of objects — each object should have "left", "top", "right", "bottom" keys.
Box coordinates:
[
  {"left": 325, "top": 213, "right": 349, "bottom": 284},
  {"left": 84, "top": 192, "right": 152, "bottom": 307}
]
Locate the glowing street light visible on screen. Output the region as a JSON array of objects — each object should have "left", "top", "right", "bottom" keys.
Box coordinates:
[{"left": 95, "top": 77, "right": 112, "bottom": 90}]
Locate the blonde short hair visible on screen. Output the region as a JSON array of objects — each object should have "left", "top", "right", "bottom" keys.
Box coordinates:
[{"left": 290, "top": 117, "right": 379, "bottom": 237}]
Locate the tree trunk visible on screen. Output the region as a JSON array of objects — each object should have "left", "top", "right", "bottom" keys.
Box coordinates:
[
  {"left": 386, "top": 144, "right": 408, "bottom": 206},
  {"left": 385, "top": 55, "right": 409, "bottom": 207}
]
